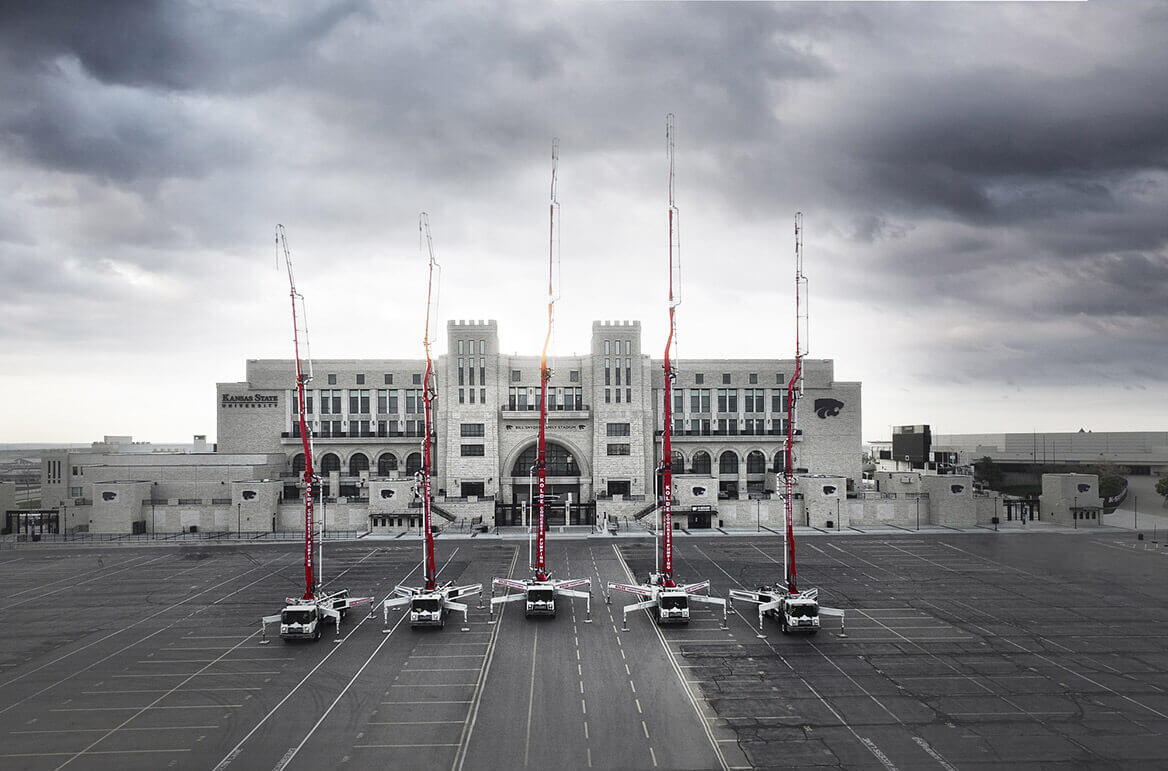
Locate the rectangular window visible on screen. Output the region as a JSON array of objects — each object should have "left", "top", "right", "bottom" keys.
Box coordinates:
[
  {"left": 458, "top": 358, "right": 464, "bottom": 385},
  {"left": 749, "top": 373, "right": 757, "bottom": 384},
  {"left": 480, "top": 339, "right": 485, "bottom": 354},
  {"left": 384, "top": 373, "right": 393, "bottom": 384},
  {"left": 406, "top": 389, "right": 423, "bottom": 413},
  {"left": 412, "top": 373, "right": 422, "bottom": 385},
  {"left": 625, "top": 359, "right": 631, "bottom": 385},
  {"left": 615, "top": 363, "right": 621, "bottom": 386},
  {"left": 332, "top": 420, "right": 342, "bottom": 436},
  {"left": 388, "top": 391, "right": 398, "bottom": 413},
  {"left": 606, "top": 443, "right": 631, "bottom": 456},
  {"left": 722, "top": 373, "right": 731, "bottom": 384},
  {"left": 377, "top": 390, "right": 388, "bottom": 413},
  {"left": 377, "top": 420, "right": 387, "bottom": 435},
  {"left": 604, "top": 359, "right": 610, "bottom": 386},
  {"left": 328, "top": 374, "right": 337, "bottom": 385},
  {"left": 547, "top": 388, "right": 557, "bottom": 410},
  {"left": 459, "top": 388, "right": 465, "bottom": 404},
  {"left": 626, "top": 388, "right": 631, "bottom": 404},
  {"left": 458, "top": 340, "right": 464, "bottom": 355},
  {"left": 695, "top": 373, "right": 704, "bottom": 385},
  {"left": 306, "top": 395, "right": 314, "bottom": 414},
  {"left": 674, "top": 418, "right": 684, "bottom": 435},
  {"left": 615, "top": 388, "right": 622, "bottom": 404},
  {"left": 570, "top": 370, "right": 579, "bottom": 382},
  {"left": 469, "top": 364, "right": 475, "bottom": 386},
  {"left": 461, "top": 444, "right": 485, "bottom": 457},
  {"left": 357, "top": 374, "right": 365, "bottom": 385},
  {"left": 461, "top": 423, "right": 484, "bottom": 437},
  {"left": 511, "top": 370, "right": 521, "bottom": 382},
  {"left": 606, "top": 422, "right": 630, "bottom": 436},
  {"left": 469, "top": 388, "right": 476, "bottom": 404},
  {"left": 480, "top": 388, "right": 486, "bottom": 403},
  {"left": 699, "top": 419, "right": 711, "bottom": 436},
  {"left": 604, "top": 340, "right": 610, "bottom": 355},
  {"left": 605, "top": 388, "right": 611, "bottom": 404},
  {"left": 673, "top": 389, "right": 684, "bottom": 412},
  {"left": 388, "top": 419, "right": 399, "bottom": 435},
  {"left": 480, "top": 358, "right": 485, "bottom": 385},
  {"left": 625, "top": 341, "right": 631, "bottom": 355}
]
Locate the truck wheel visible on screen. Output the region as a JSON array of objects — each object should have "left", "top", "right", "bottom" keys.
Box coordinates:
[
  {"left": 781, "top": 620, "right": 789, "bottom": 634},
  {"left": 313, "top": 626, "right": 321, "bottom": 641}
]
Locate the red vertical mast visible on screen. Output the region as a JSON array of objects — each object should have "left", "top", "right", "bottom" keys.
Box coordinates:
[
  {"left": 534, "top": 140, "right": 559, "bottom": 581},
  {"left": 784, "top": 212, "right": 806, "bottom": 594},
  {"left": 661, "top": 114, "right": 680, "bottom": 588},
  {"left": 277, "top": 225, "right": 317, "bottom": 601},
  {"left": 420, "top": 214, "right": 439, "bottom": 590}
]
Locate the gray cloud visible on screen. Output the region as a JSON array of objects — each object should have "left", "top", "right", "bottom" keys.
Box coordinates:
[{"left": 0, "top": 1, "right": 1165, "bottom": 440}]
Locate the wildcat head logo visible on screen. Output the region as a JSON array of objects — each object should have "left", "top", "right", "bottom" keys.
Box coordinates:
[
  {"left": 822, "top": 485, "right": 837, "bottom": 495},
  {"left": 242, "top": 490, "right": 257, "bottom": 500},
  {"left": 380, "top": 489, "right": 395, "bottom": 499},
  {"left": 951, "top": 485, "right": 965, "bottom": 494},
  {"left": 1077, "top": 483, "right": 1091, "bottom": 493},
  {"left": 814, "top": 398, "right": 844, "bottom": 418},
  {"left": 101, "top": 491, "right": 116, "bottom": 501}
]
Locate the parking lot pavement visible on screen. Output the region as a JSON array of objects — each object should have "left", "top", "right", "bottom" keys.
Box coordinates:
[{"left": 2, "top": 531, "right": 1167, "bottom": 770}]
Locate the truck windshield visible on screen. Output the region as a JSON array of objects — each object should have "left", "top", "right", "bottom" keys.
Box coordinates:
[
  {"left": 789, "top": 604, "right": 818, "bottom": 618},
  {"left": 528, "top": 589, "right": 554, "bottom": 603},
  {"left": 282, "top": 610, "right": 314, "bottom": 624},
  {"left": 412, "top": 598, "right": 441, "bottom": 613},
  {"left": 660, "top": 595, "right": 688, "bottom": 611}
]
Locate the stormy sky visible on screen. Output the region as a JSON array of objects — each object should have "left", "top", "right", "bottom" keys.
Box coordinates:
[{"left": 2, "top": 1, "right": 1165, "bottom": 444}]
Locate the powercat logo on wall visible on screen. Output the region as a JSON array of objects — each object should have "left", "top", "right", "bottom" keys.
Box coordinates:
[
  {"left": 814, "top": 398, "right": 845, "bottom": 418},
  {"left": 221, "top": 393, "right": 280, "bottom": 409}
]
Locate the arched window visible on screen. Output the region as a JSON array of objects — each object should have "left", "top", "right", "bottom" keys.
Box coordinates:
[
  {"left": 377, "top": 452, "right": 397, "bottom": 476},
  {"left": 405, "top": 452, "right": 422, "bottom": 476},
  {"left": 691, "top": 451, "right": 711, "bottom": 475},
  {"left": 349, "top": 452, "right": 369, "bottom": 476},
  {"left": 511, "top": 442, "right": 580, "bottom": 477},
  {"left": 747, "top": 450, "right": 767, "bottom": 474},
  {"left": 292, "top": 454, "right": 306, "bottom": 475},
  {"left": 671, "top": 451, "right": 684, "bottom": 474},
  {"left": 719, "top": 451, "right": 739, "bottom": 475},
  {"left": 320, "top": 453, "right": 341, "bottom": 474},
  {"left": 773, "top": 451, "right": 785, "bottom": 473}
]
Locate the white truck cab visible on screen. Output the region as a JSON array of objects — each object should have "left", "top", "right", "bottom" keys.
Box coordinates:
[
  {"left": 409, "top": 594, "right": 447, "bottom": 628},
  {"left": 776, "top": 596, "right": 820, "bottom": 634},
  {"left": 655, "top": 591, "right": 690, "bottom": 624},
  {"left": 525, "top": 585, "right": 556, "bottom": 617},
  {"left": 280, "top": 605, "right": 323, "bottom": 640}
]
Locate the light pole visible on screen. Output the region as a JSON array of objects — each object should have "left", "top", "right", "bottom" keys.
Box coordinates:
[
  {"left": 1073, "top": 495, "right": 1078, "bottom": 529},
  {"left": 237, "top": 503, "right": 241, "bottom": 537},
  {"left": 757, "top": 498, "right": 760, "bottom": 532},
  {"left": 916, "top": 496, "right": 920, "bottom": 531}
]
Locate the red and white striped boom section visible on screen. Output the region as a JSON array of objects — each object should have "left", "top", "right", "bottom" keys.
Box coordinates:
[
  {"left": 661, "top": 113, "right": 681, "bottom": 587},
  {"left": 277, "top": 225, "right": 317, "bottom": 601},
  {"left": 784, "top": 212, "right": 807, "bottom": 594},
  {"left": 420, "top": 213, "right": 439, "bottom": 591},
  {"left": 534, "top": 140, "right": 560, "bottom": 581}
]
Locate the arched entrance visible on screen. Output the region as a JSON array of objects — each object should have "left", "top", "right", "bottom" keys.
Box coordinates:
[{"left": 505, "top": 441, "right": 585, "bottom": 526}]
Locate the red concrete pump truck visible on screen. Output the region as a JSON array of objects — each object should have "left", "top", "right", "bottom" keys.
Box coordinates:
[
  {"left": 262, "top": 226, "right": 373, "bottom": 643},
  {"left": 382, "top": 214, "right": 482, "bottom": 631},
  {"left": 728, "top": 214, "right": 846, "bottom": 637},
  {"left": 607, "top": 116, "right": 727, "bottom": 629},
  {"left": 490, "top": 140, "right": 592, "bottom": 621}
]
